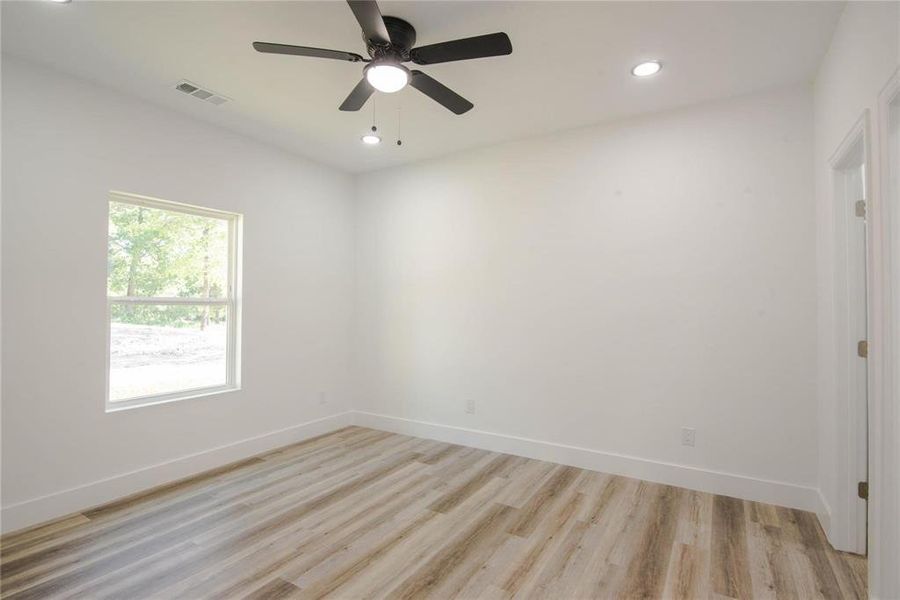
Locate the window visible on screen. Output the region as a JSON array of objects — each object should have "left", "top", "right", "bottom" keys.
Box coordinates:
[{"left": 106, "top": 192, "right": 241, "bottom": 410}]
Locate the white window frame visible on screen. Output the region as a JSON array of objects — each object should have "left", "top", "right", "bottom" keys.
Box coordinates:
[{"left": 105, "top": 191, "right": 242, "bottom": 412}]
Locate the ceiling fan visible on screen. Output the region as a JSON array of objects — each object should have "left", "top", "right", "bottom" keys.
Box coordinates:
[{"left": 253, "top": 0, "right": 512, "bottom": 115}]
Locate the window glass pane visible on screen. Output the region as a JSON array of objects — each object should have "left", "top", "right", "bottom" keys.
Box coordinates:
[
  {"left": 108, "top": 201, "right": 229, "bottom": 298},
  {"left": 109, "top": 303, "right": 227, "bottom": 401}
]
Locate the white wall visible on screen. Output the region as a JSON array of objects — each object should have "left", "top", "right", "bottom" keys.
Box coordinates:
[
  {"left": 353, "top": 86, "right": 819, "bottom": 508},
  {"left": 0, "top": 57, "right": 356, "bottom": 531},
  {"left": 813, "top": 1, "right": 899, "bottom": 595}
]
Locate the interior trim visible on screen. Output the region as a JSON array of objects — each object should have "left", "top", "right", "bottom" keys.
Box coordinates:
[
  {"left": 0, "top": 411, "right": 354, "bottom": 534},
  {"left": 352, "top": 411, "right": 821, "bottom": 513},
  {"left": 2, "top": 409, "right": 823, "bottom": 535}
]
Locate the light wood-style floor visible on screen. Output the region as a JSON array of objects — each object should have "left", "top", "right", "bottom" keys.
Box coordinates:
[{"left": 0, "top": 426, "right": 866, "bottom": 599}]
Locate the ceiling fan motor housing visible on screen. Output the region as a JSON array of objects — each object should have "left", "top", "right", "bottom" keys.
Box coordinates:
[{"left": 365, "top": 16, "right": 416, "bottom": 61}]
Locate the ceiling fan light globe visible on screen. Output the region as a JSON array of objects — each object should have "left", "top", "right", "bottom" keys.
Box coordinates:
[
  {"left": 631, "top": 60, "right": 662, "bottom": 77},
  {"left": 361, "top": 134, "right": 382, "bottom": 145},
  {"left": 365, "top": 63, "right": 410, "bottom": 93}
]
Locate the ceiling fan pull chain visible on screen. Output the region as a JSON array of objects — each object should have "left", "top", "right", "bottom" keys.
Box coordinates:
[
  {"left": 397, "top": 104, "right": 402, "bottom": 146},
  {"left": 371, "top": 97, "right": 377, "bottom": 133}
]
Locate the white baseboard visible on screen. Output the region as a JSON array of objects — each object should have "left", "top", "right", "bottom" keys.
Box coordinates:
[
  {"left": 353, "top": 411, "right": 821, "bottom": 512},
  {"left": 2, "top": 409, "right": 823, "bottom": 535},
  {"left": 0, "top": 411, "right": 353, "bottom": 534},
  {"left": 816, "top": 489, "right": 833, "bottom": 539}
]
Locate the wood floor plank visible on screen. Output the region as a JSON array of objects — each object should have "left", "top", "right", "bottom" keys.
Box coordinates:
[
  {"left": 0, "top": 514, "right": 91, "bottom": 559},
  {"left": 792, "top": 509, "right": 845, "bottom": 599},
  {"left": 4, "top": 504, "right": 251, "bottom": 600},
  {"left": 606, "top": 480, "right": 660, "bottom": 567},
  {"left": 526, "top": 516, "right": 591, "bottom": 598},
  {"left": 301, "top": 469, "right": 510, "bottom": 599},
  {"left": 660, "top": 542, "right": 695, "bottom": 600},
  {"left": 582, "top": 474, "right": 626, "bottom": 526},
  {"left": 110, "top": 453, "right": 424, "bottom": 600},
  {"left": 103, "top": 466, "right": 436, "bottom": 599},
  {"left": 2, "top": 427, "right": 395, "bottom": 570},
  {"left": 81, "top": 457, "right": 265, "bottom": 521},
  {"left": 242, "top": 577, "right": 302, "bottom": 600},
  {"left": 745, "top": 519, "right": 778, "bottom": 600},
  {"left": 711, "top": 495, "right": 754, "bottom": 600},
  {"left": 0, "top": 427, "right": 865, "bottom": 600},
  {"left": 428, "top": 453, "right": 518, "bottom": 514},
  {"left": 620, "top": 484, "right": 683, "bottom": 599},
  {"left": 5, "top": 448, "right": 419, "bottom": 598},
  {"left": 506, "top": 465, "right": 580, "bottom": 538},
  {"left": 831, "top": 550, "right": 867, "bottom": 599},
  {"left": 193, "top": 485, "right": 434, "bottom": 598},
  {"left": 500, "top": 486, "right": 585, "bottom": 596},
  {"left": 418, "top": 442, "right": 466, "bottom": 465},
  {"left": 493, "top": 459, "right": 557, "bottom": 509},
  {"left": 386, "top": 502, "right": 517, "bottom": 600}
]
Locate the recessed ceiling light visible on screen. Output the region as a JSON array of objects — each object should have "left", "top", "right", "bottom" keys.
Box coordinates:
[
  {"left": 365, "top": 61, "right": 410, "bottom": 93},
  {"left": 631, "top": 61, "right": 662, "bottom": 77},
  {"left": 361, "top": 134, "right": 381, "bottom": 145},
  {"left": 49, "top": 0, "right": 72, "bottom": 3}
]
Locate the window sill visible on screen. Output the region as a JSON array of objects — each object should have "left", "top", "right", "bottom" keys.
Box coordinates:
[{"left": 105, "top": 385, "right": 241, "bottom": 413}]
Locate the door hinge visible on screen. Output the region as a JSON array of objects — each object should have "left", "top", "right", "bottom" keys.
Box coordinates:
[
  {"left": 858, "top": 481, "right": 869, "bottom": 500},
  {"left": 855, "top": 200, "right": 866, "bottom": 218},
  {"left": 857, "top": 340, "right": 868, "bottom": 358}
]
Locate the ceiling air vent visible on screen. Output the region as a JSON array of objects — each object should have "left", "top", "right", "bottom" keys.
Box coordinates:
[{"left": 174, "top": 80, "right": 230, "bottom": 106}]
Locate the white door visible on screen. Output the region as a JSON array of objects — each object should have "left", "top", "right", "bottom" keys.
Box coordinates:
[
  {"left": 845, "top": 162, "right": 868, "bottom": 555},
  {"left": 832, "top": 128, "right": 869, "bottom": 555}
]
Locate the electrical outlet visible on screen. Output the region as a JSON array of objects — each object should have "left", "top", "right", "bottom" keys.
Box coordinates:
[
  {"left": 318, "top": 392, "right": 327, "bottom": 406},
  {"left": 465, "top": 399, "right": 476, "bottom": 414},
  {"left": 681, "top": 427, "right": 696, "bottom": 447}
]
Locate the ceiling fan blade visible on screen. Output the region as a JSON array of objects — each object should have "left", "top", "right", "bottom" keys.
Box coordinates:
[
  {"left": 339, "top": 78, "right": 376, "bottom": 111},
  {"left": 346, "top": 0, "right": 391, "bottom": 46},
  {"left": 410, "top": 32, "right": 512, "bottom": 65},
  {"left": 409, "top": 71, "right": 473, "bottom": 115},
  {"left": 253, "top": 42, "right": 365, "bottom": 63}
]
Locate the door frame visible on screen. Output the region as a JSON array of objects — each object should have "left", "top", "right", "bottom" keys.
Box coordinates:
[
  {"left": 828, "top": 111, "right": 871, "bottom": 556},
  {"left": 871, "top": 68, "right": 900, "bottom": 598}
]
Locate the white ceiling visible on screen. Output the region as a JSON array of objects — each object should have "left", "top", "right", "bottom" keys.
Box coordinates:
[{"left": 2, "top": 1, "right": 843, "bottom": 173}]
